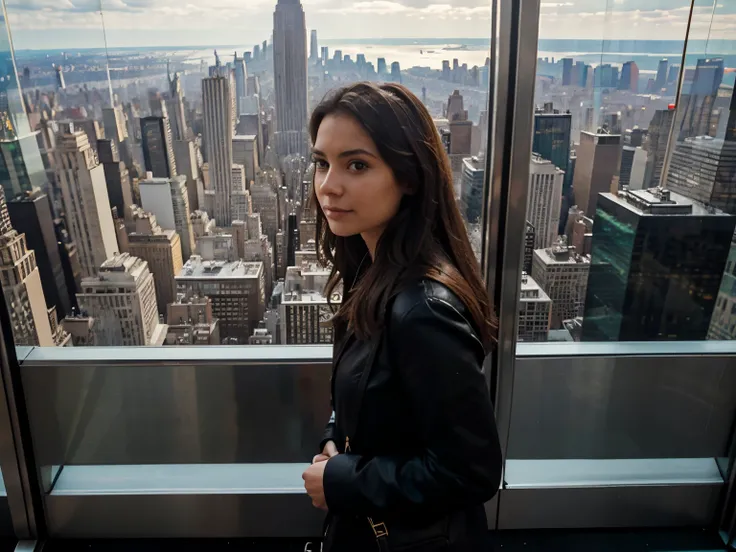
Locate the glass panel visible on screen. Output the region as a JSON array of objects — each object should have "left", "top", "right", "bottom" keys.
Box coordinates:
[
  {"left": 518, "top": 0, "right": 736, "bottom": 343},
  {"left": 0, "top": 0, "right": 494, "bottom": 348}
]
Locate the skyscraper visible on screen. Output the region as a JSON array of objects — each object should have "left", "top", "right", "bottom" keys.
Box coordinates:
[
  {"left": 310, "top": 30, "right": 319, "bottom": 62},
  {"left": 77, "top": 253, "right": 168, "bottom": 346},
  {"left": 527, "top": 155, "right": 564, "bottom": 249},
  {"left": 234, "top": 53, "right": 249, "bottom": 116},
  {"left": 461, "top": 156, "right": 485, "bottom": 223},
  {"left": 378, "top": 58, "right": 387, "bottom": 76},
  {"left": 167, "top": 68, "right": 189, "bottom": 142},
  {"left": 531, "top": 238, "right": 591, "bottom": 328},
  {"left": 7, "top": 189, "right": 72, "bottom": 319},
  {"left": 518, "top": 273, "right": 551, "bottom": 342},
  {"left": 139, "top": 175, "right": 195, "bottom": 261},
  {"left": 127, "top": 207, "right": 184, "bottom": 316},
  {"left": 0, "top": 187, "right": 55, "bottom": 346},
  {"left": 176, "top": 257, "right": 265, "bottom": 343},
  {"left": 643, "top": 107, "right": 675, "bottom": 188},
  {"left": 619, "top": 61, "right": 639, "bottom": 92},
  {"left": 532, "top": 110, "right": 572, "bottom": 185},
  {"left": 273, "top": 0, "right": 308, "bottom": 157},
  {"left": 202, "top": 75, "right": 234, "bottom": 225},
  {"left": 561, "top": 58, "right": 573, "bottom": 86},
  {"left": 141, "top": 116, "right": 177, "bottom": 178},
  {"left": 232, "top": 135, "right": 259, "bottom": 185},
  {"left": 618, "top": 145, "right": 647, "bottom": 190},
  {"left": 53, "top": 130, "right": 118, "bottom": 278},
  {"left": 572, "top": 130, "right": 621, "bottom": 217},
  {"left": 666, "top": 136, "right": 736, "bottom": 215},
  {"left": 165, "top": 294, "right": 221, "bottom": 345},
  {"left": 391, "top": 62, "right": 402, "bottom": 83},
  {"left": 655, "top": 59, "right": 668, "bottom": 90},
  {"left": 678, "top": 58, "right": 724, "bottom": 140},
  {"left": 582, "top": 188, "right": 735, "bottom": 341},
  {"left": 0, "top": 11, "right": 47, "bottom": 199},
  {"left": 98, "top": 139, "right": 134, "bottom": 221}
]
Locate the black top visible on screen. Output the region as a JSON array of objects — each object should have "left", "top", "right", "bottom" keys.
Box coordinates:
[{"left": 319, "top": 278, "right": 502, "bottom": 550}]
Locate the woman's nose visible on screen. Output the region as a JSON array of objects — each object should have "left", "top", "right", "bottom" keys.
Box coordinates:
[{"left": 318, "top": 169, "right": 342, "bottom": 196}]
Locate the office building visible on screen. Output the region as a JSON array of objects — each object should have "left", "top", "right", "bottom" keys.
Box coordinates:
[
  {"left": 532, "top": 111, "right": 572, "bottom": 187},
  {"left": 572, "top": 131, "right": 621, "bottom": 217},
  {"left": 619, "top": 145, "right": 648, "bottom": 190},
  {"left": 273, "top": 0, "right": 308, "bottom": 157},
  {"left": 461, "top": 156, "right": 485, "bottom": 224},
  {"left": 54, "top": 220, "right": 81, "bottom": 307},
  {"left": 233, "top": 53, "right": 248, "bottom": 116},
  {"left": 708, "top": 241, "right": 736, "bottom": 340},
  {"left": 232, "top": 135, "right": 259, "bottom": 185},
  {"left": 532, "top": 238, "right": 591, "bottom": 328},
  {"left": 310, "top": 30, "right": 319, "bottom": 62},
  {"left": 7, "top": 189, "right": 72, "bottom": 318},
  {"left": 0, "top": 187, "right": 56, "bottom": 346},
  {"left": 391, "top": 62, "right": 402, "bottom": 83},
  {"left": 561, "top": 58, "right": 573, "bottom": 86},
  {"left": 518, "top": 272, "right": 552, "bottom": 342},
  {"left": 202, "top": 75, "right": 235, "bottom": 226},
  {"left": 53, "top": 131, "right": 118, "bottom": 278},
  {"left": 165, "top": 294, "right": 221, "bottom": 345},
  {"left": 523, "top": 222, "right": 535, "bottom": 274},
  {"left": 643, "top": 108, "right": 676, "bottom": 188},
  {"left": 62, "top": 315, "right": 95, "bottom": 346},
  {"left": 594, "top": 64, "right": 619, "bottom": 88},
  {"left": 528, "top": 155, "right": 564, "bottom": 250},
  {"left": 176, "top": 256, "right": 265, "bottom": 343},
  {"left": 582, "top": 188, "right": 735, "bottom": 341},
  {"left": 141, "top": 116, "right": 177, "bottom": 178},
  {"left": 567, "top": 209, "right": 594, "bottom": 257},
  {"left": 250, "top": 174, "right": 279, "bottom": 241},
  {"left": 619, "top": 61, "right": 639, "bottom": 92},
  {"left": 173, "top": 139, "right": 200, "bottom": 212},
  {"left": 127, "top": 207, "right": 184, "bottom": 316},
  {"left": 655, "top": 59, "right": 669, "bottom": 90},
  {"left": 666, "top": 136, "right": 736, "bottom": 215},
  {"left": 231, "top": 165, "right": 251, "bottom": 223},
  {"left": 139, "top": 175, "right": 195, "bottom": 260},
  {"left": 279, "top": 262, "right": 337, "bottom": 344},
  {"left": 98, "top": 139, "right": 134, "bottom": 221},
  {"left": 76, "top": 253, "right": 167, "bottom": 346},
  {"left": 55, "top": 65, "right": 65, "bottom": 90},
  {"left": 679, "top": 58, "right": 724, "bottom": 140}
]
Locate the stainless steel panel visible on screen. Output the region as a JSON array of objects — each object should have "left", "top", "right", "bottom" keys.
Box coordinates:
[
  {"left": 507, "top": 354, "right": 736, "bottom": 459},
  {"left": 22, "top": 348, "right": 332, "bottom": 465},
  {"left": 497, "top": 485, "right": 722, "bottom": 529},
  {"left": 486, "top": 0, "right": 542, "bottom": 477},
  {"left": 45, "top": 493, "right": 325, "bottom": 538}
]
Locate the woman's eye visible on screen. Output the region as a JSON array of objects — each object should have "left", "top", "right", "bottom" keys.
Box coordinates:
[
  {"left": 348, "top": 161, "right": 367, "bottom": 171},
  {"left": 314, "top": 159, "right": 329, "bottom": 170}
]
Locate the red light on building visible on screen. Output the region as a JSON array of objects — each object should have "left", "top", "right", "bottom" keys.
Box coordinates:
[{"left": 668, "top": 103, "right": 676, "bottom": 110}]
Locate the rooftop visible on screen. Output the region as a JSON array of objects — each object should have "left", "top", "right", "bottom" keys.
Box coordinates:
[
  {"left": 608, "top": 188, "right": 730, "bottom": 217},
  {"left": 282, "top": 290, "right": 332, "bottom": 305},
  {"left": 177, "top": 256, "right": 262, "bottom": 279}
]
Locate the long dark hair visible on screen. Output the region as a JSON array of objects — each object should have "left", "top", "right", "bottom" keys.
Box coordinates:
[{"left": 309, "top": 82, "right": 497, "bottom": 350}]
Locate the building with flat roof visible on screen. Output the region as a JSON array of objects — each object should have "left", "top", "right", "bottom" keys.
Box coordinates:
[
  {"left": 532, "top": 238, "right": 591, "bottom": 328},
  {"left": 165, "top": 293, "right": 221, "bottom": 345},
  {"left": 518, "top": 272, "right": 552, "bottom": 342},
  {"left": 582, "top": 188, "right": 735, "bottom": 341},
  {"left": 176, "top": 256, "right": 265, "bottom": 343},
  {"left": 76, "top": 253, "right": 168, "bottom": 346}
]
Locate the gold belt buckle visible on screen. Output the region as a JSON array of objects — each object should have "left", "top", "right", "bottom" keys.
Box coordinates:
[{"left": 368, "top": 517, "right": 389, "bottom": 538}]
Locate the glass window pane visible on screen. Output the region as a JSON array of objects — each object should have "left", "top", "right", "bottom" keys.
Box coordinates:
[{"left": 1, "top": 0, "right": 494, "bottom": 348}]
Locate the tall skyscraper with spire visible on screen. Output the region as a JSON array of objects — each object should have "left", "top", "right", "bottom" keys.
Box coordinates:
[
  {"left": 273, "top": 0, "right": 308, "bottom": 157},
  {"left": 234, "top": 53, "right": 249, "bottom": 117}
]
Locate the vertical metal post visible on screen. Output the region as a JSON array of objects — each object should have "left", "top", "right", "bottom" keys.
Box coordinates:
[{"left": 481, "top": 0, "right": 541, "bottom": 471}]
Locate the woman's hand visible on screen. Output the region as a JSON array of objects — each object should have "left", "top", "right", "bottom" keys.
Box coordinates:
[
  {"left": 303, "top": 460, "right": 329, "bottom": 510},
  {"left": 312, "top": 440, "right": 339, "bottom": 464}
]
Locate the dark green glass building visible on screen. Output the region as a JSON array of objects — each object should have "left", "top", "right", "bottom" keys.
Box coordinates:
[
  {"left": 582, "top": 188, "right": 736, "bottom": 341},
  {"left": 532, "top": 112, "right": 572, "bottom": 192}
]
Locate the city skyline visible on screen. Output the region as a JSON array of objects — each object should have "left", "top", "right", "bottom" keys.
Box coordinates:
[{"left": 4, "top": 0, "right": 735, "bottom": 49}]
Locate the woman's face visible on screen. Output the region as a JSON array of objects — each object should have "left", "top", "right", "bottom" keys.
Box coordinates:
[{"left": 313, "top": 113, "right": 404, "bottom": 254}]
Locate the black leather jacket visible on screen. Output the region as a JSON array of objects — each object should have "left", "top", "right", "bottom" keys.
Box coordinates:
[{"left": 320, "top": 278, "right": 503, "bottom": 551}]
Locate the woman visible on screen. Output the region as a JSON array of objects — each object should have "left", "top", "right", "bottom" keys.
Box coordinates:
[{"left": 301, "top": 82, "right": 502, "bottom": 551}]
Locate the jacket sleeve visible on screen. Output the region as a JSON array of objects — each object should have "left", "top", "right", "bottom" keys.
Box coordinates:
[
  {"left": 319, "top": 411, "right": 338, "bottom": 453},
  {"left": 322, "top": 296, "right": 502, "bottom": 517}
]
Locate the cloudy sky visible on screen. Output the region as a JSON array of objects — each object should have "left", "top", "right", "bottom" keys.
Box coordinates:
[{"left": 3, "top": 0, "right": 735, "bottom": 50}]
